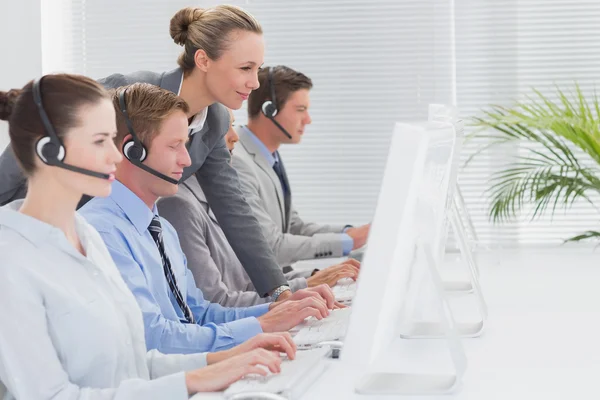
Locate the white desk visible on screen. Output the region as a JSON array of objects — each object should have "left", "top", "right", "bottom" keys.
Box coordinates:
[{"left": 194, "top": 248, "right": 600, "bottom": 400}]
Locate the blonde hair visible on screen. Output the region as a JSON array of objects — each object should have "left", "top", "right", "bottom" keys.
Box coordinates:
[
  {"left": 170, "top": 5, "right": 263, "bottom": 71},
  {"left": 111, "top": 83, "right": 189, "bottom": 146}
]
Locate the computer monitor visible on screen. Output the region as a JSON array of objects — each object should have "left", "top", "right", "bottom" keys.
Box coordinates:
[
  {"left": 427, "top": 104, "right": 488, "bottom": 332},
  {"left": 340, "top": 121, "right": 467, "bottom": 395}
]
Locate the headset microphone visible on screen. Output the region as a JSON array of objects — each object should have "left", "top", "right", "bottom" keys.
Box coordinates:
[
  {"left": 33, "top": 77, "right": 111, "bottom": 180},
  {"left": 118, "top": 88, "right": 179, "bottom": 185},
  {"left": 261, "top": 67, "right": 293, "bottom": 139}
]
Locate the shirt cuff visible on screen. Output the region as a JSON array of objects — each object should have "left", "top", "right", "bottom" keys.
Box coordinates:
[
  {"left": 147, "top": 372, "right": 189, "bottom": 400},
  {"left": 244, "top": 303, "right": 270, "bottom": 318},
  {"left": 178, "top": 352, "right": 208, "bottom": 371},
  {"left": 228, "top": 317, "right": 264, "bottom": 346},
  {"left": 288, "top": 277, "right": 308, "bottom": 292},
  {"left": 341, "top": 233, "right": 354, "bottom": 256}
]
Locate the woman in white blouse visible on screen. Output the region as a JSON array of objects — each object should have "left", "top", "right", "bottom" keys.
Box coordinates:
[{"left": 0, "top": 74, "right": 296, "bottom": 399}]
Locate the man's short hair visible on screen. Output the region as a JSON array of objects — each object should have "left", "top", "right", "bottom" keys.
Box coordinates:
[
  {"left": 247, "top": 65, "right": 312, "bottom": 119},
  {"left": 112, "top": 83, "right": 189, "bottom": 147}
]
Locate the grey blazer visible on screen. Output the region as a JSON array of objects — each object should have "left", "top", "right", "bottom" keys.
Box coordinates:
[
  {"left": 231, "top": 126, "right": 348, "bottom": 268},
  {"left": 157, "top": 176, "right": 309, "bottom": 307},
  {"left": 0, "top": 67, "right": 286, "bottom": 296}
]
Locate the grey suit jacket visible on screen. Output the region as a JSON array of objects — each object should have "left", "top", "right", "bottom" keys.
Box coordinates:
[
  {"left": 0, "top": 68, "right": 286, "bottom": 296},
  {"left": 157, "top": 176, "right": 309, "bottom": 307},
  {"left": 231, "top": 126, "right": 348, "bottom": 268}
]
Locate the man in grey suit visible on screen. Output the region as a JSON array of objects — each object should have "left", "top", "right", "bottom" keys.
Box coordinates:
[
  {"left": 232, "top": 66, "right": 371, "bottom": 268},
  {"left": 0, "top": 67, "right": 289, "bottom": 299},
  {"left": 158, "top": 109, "right": 360, "bottom": 306}
]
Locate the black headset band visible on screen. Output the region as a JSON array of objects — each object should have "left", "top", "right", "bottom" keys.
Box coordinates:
[
  {"left": 268, "top": 67, "right": 277, "bottom": 107},
  {"left": 119, "top": 88, "right": 144, "bottom": 148},
  {"left": 32, "top": 77, "right": 62, "bottom": 146}
]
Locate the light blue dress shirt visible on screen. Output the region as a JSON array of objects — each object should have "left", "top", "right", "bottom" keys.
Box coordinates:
[
  {"left": 80, "top": 181, "right": 270, "bottom": 354},
  {"left": 242, "top": 126, "right": 354, "bottom": 256}
]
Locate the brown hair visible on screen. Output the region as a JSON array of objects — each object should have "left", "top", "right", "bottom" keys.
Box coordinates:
[
  {"left": 111, "top": 83, "right": 189, "bottom": 147},
  {"left": 0, "top": 74, "right": 109, "bottom": 175},
  {"left": 247, "top": 65, "right": 313, "bottom": 119},
  {"left": 170, "top": 5, "right": 263, "bottom": 71}
]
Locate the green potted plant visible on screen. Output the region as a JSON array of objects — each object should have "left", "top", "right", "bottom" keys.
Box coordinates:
[{"left": 470, "top": 85, "right": 600, "bottom": 242}]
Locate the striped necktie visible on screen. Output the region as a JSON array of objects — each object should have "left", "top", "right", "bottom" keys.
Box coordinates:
[{"left": 148, "top": 216, "right": 195, "bottom": 324}]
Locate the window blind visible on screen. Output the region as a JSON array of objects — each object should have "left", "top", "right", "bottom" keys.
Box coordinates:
[{"left": 42, "top": 0, "right": 600, "bottom": 247}]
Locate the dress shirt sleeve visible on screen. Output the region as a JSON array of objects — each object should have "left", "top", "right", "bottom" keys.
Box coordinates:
[
  {"left": 146, "top": 350, "right": 207, "bottom": 378},
  {"left": 98, "top": 229, "right": 262, "bottom": 353},
  {"left": 0, "top": 255, "right": 189, "bottom": 400}
]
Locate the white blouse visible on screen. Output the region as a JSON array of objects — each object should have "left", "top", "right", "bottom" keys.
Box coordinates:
[{"left": 0, "top": 200, "right": 207, "bottom": 399}]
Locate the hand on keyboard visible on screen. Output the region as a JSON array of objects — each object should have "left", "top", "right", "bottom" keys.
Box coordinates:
[
  {"left": 282, "top": 283, "right": 336, "bottom": 309},
  {"left": 185, "top": 348, "right": 282, "bottom": 393},
  {"left": 212, "top": 332, "right": 297, "bottom": 362},
  {"left": 307, "top": 259, "right": 360, "bottom": 288},
  {"left": 258, "top": 297, "right": 330, "bottom": 333}
]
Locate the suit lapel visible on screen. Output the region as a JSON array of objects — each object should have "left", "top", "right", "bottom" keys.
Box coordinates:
[{"left": 237, "top": 128, "right": 286, "bottom": 229}]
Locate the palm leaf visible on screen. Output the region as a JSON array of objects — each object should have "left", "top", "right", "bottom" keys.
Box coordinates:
[
  {"left": 485, "top": 150, "right": 600, "bottom": 223},
  {"left": 469, "top": 84, "right": 600, "bottom": 236},
  {"left": 565, "top": 230, "right": 600, "bottom": 242}
]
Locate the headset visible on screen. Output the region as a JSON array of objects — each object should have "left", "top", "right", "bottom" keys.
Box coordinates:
[
  {"left": 260, "top": 67, "right": 292, "bottom": 139},
  {"left": 118, "top": 88, "right": 179, "bottom": 185},
  {"left": 33, "top": 77, "right": 111, "bottom": 180}
]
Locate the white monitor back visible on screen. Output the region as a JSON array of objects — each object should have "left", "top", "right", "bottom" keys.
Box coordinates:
[
  {"left": 341, "top": 121, "right": 466, "bottom": 395},
  {"left": 342, "top": 123, "right": 429, "bottom": 367},
  {"left": 342, "top": 121, "right": 460, "bottom": 366}
]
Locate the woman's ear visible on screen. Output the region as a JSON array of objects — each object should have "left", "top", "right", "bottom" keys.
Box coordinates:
[{"left": 194, "top": 49, "right": 210, "bottom": 73}]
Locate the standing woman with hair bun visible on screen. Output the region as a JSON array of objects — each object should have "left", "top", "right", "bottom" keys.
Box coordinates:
[{"left": 0, "top": 5, "right": 329, "bottom": 303}]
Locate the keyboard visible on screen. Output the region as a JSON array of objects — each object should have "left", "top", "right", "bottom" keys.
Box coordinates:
[
  {"left": 292, "top": 307, "right": 352, "bottom": 348},
  {"left": 333, "top": 278, "right": 357, "bottom": 304},
  {"left": 224, "top": 347, "right": 330, "bottom": 399}
]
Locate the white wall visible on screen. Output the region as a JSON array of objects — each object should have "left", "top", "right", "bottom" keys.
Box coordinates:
[
  {"left": 0, "top": 0, "right": 42, "bottom": 152},
  {"left": 0, "top": 1, "right": 41, "bottom": 393}
]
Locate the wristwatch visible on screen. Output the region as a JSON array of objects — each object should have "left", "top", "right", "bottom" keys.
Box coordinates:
[{"left": 271, "top": 285, "right": 291, "bottom": 302}]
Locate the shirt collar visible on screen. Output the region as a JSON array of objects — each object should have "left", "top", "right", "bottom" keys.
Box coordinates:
[
  {"left": 241, "top": 125, "right": 278, "bottom": 167},
  {"left": 188, "top": 107, "right": 208, "bottom": 134},
  {"left": 109, "top": 180, "right": 158, "bottom": 235}
]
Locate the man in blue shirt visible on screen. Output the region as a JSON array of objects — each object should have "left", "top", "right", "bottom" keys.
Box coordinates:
[{"left": 81, "top": 83, "right": 334, "bottom": 354}]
